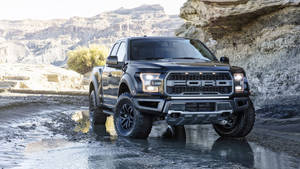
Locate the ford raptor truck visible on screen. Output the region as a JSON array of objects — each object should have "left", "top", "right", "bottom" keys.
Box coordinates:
[{"left": 89, "top": 37, "right": 255, "bottom": 139}]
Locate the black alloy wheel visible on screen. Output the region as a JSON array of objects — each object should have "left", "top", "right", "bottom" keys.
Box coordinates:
[{"left": 119, "top": 103, "right": 135, "bottom": 131}]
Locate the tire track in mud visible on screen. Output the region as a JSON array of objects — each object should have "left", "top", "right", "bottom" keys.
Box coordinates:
[{"left": 0, "top": 103, "right": 83, "bottom": 168}]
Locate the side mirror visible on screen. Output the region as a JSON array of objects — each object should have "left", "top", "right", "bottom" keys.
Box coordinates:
[
  {"left": 106, "top": 55, "right": 118, "bottom": 66},
  {"left": 220, "top": 56, "right": 229, "bottom": 64}
]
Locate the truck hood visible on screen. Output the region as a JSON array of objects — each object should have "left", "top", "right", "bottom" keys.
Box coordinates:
[{"left": 130, "top": 60, "right": 231, "bottom": 71}]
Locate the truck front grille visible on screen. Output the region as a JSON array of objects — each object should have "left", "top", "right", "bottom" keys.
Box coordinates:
[{"left": 165, "top": 72, "right": 233, "bottom": 96}]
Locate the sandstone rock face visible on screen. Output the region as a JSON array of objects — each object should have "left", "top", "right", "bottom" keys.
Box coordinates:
[
  {"left": 177, "top": 0, "right": 300, "bottom": 109},
  {"left": 0, "top": 5, "right": 183, "bottom": 66},
  {"left": 0, "top": 64, "right": 87, "bottom": 91}
]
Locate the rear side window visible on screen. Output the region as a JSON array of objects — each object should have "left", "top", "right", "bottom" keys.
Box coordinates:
[
  {"left": 117, "top": 42, "right": 126, "bottom": 62},
  {"left": 110, "top": 42, "right": 120, "bottom": 56}
]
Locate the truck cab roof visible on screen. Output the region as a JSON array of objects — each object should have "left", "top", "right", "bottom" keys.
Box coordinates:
[{"left": 120, "top": 36, "right": 189, "bottom": 42}]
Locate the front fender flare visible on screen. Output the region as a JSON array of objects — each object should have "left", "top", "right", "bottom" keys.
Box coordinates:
[{"left": 119, "top": 73, "right": 137, "bottom": 96}]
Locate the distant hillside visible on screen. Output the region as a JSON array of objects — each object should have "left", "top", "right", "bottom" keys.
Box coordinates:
[{"left": 0, "top": 4, "right": 183, "bottom": 66}]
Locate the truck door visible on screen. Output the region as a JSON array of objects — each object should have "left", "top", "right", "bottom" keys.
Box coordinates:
[{"left": 102, "top": 41, "right": 126, "bottom": 109}]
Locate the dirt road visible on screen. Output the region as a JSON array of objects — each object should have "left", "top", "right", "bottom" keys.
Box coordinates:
[{"left": 0, "top": 94, "right": 299, "bottom": 169}]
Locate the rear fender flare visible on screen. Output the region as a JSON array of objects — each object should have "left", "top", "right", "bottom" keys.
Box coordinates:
[{"left": 90, "top": 68, "right": 103, "bottom": 107}]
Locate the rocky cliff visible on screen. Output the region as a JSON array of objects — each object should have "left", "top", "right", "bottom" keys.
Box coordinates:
[
  {"left": 0, "top": 4, "right": 183, "bottom": 66},
  {"left": 176, "top": 0, "right": 300, "bottom": 112}
]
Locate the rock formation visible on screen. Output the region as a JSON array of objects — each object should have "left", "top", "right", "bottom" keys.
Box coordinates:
[
  {"left": 176, "top": 0, "right": 300, "bottom": 111},
  {"left": 0, "top": 5, "right": 183, "bottom": 66}
]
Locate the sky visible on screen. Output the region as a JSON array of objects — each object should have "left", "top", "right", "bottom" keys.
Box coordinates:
[{"left": 0, "top": 0, "right": 186, "bottom": 20}]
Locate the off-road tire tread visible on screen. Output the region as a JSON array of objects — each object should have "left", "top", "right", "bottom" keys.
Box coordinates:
[
  {"left": 237, "top": 101, "right": 256, "bottom": 137},
  {"left": 114, "top": 92, "right": 152, "bottom": 139},
  {"left": 90, "top": 90, "right": 107, "bottom": 125},
  {"left": 213, "top": 101, "right": 256, "bottom": 138}
]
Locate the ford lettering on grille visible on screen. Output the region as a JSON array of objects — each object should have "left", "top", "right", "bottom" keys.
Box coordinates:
[
  {"left": 167, "top": 80, "right": 232, "bottom": 87},
  {"left": 165, "top": 72, "right": 233, "bottom": 96}
]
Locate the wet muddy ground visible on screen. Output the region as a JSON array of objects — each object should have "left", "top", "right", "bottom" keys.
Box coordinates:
[{"left": 0, "top": 94, "right": 300, "bottom": 169}]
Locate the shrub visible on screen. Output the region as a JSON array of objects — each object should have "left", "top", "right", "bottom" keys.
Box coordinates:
[{"left": 67, "top": 45, "right": 109, "bottom": 74}]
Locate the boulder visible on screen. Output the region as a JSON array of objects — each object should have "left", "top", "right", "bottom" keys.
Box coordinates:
[{"left": 0, "top": 64, "right": 87, "bottom": 92}]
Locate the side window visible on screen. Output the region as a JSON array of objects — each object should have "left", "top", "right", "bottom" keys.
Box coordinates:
[
  {"left": 117, "top": 42, "right": 126, "bottom": 62},
  {"left": 110, "top": 42, "right": 120, "bottom": 56}
]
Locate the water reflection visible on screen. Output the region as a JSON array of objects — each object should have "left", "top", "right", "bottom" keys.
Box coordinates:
[
  {"left": 211, "top": 137, "right": 254, "bottom": 168},
  {"left": 72, "top": 110, "right": 117, "bottom": 140},
  {"left": 72, "top": 110, "right": 300, "bottom": 169},
  {"left": 24, "top": 139, "right": 70, "bottom": 153},
  {"left": 72, "top": 110, "right": 90, "bottom": 133}
]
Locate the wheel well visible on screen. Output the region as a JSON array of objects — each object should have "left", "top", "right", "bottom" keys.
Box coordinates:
[{"left": 119, "top": 83, "right": 130, "bottom": 96}]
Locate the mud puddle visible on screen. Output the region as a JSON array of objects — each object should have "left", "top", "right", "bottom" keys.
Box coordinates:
[{"left": 0, "top": 105, "right": 300, "bottom": 169}]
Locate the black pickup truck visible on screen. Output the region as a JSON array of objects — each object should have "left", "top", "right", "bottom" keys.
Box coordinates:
[{"left": 89, "top": 37, "right": 255, "bottom": 139}]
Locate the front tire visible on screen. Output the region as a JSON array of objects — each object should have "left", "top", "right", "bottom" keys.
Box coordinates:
[
  {"left": 89, "top": 90, "right": 107, "bottom": 126},
  {"left": 213, "top": 102, "right": 255, "bottom": 138},
  {"left": 114, "top": 93, "right": 153, "bottom": 139}
]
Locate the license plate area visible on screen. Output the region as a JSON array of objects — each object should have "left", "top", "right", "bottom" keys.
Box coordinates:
[{"left": 185, "top": 102, "right": 215, "bottom": 112}]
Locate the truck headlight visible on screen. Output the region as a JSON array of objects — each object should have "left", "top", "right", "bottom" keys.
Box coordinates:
[
  {"left": 140, "top": 73, "right": 162, "bottom": 92},
  {"left": 234, "top": 73, "right": 245, "bottom": 93}
]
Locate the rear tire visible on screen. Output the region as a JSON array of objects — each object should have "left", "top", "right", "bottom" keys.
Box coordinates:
[
  {"left": 89, "top": 90, "right": 107, "bottom": 126},
  {"left": 213, "top": 102, "right": 255, "bottom": 138},
  {"left": 114, "top": 93, "right": 153, "bottom": 139}
]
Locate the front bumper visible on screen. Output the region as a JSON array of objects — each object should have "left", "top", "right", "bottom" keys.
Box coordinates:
[{"left": 133, "top": 96, "right": 252, "bottom": 125}]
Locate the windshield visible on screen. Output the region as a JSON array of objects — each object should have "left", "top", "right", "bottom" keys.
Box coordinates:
[{"left": 130, "top": 39, "right": 217, "bottom": 61}]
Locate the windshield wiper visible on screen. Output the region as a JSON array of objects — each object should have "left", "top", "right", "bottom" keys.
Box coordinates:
[
  {"left": 144, "top": 57, "right": 168, "bottom": 60},
  {"left": 173, "top": 57, "right": 212, "bottom": 61},
  {"left": 173, "top": 57, "right": 198, "bottom": 59}
]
